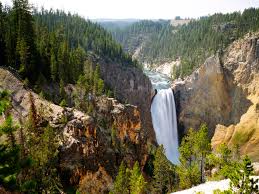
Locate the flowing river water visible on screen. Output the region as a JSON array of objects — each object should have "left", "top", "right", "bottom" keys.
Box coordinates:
[{"left": 145, "top": 69, "right": 180, "bottom": 164}]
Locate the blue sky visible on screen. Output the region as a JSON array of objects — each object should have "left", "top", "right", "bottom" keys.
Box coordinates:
[{"left": 3, "top": 0, "right": 259, "bottom": 19}]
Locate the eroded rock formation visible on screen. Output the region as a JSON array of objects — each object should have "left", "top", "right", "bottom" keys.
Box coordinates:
[
  {"left": 95, "top": 59, "right": 155, "bottom": 143},
  {"left": 173, "top": 32, "right": 259, "bottom": 161},
  {"left": 0, "top": 67, "right": 149, "bottom": 193}
]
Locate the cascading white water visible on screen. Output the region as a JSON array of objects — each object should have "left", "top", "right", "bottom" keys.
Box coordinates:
[{"left": 151, "top": 88, "right": 180, "bottom": 164}]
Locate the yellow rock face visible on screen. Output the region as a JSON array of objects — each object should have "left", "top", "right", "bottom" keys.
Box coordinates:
[
  {"left": 173, "top": 32, "right": 259, "bottom": 161},
  {"left": 212, "top": 33, "right": 259, "bottom": 161}
]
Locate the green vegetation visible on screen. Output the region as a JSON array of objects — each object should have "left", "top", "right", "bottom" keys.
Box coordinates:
[
  {"left": 0, "top": 90, "right": 21, "bottom": 191},
  {"left": 177, "top": 124, "right": 211, "bottom": 189},
  {"left": 23, "top": 93, "right": 62, "bottom": 193},
  {"left": 0, "top": 90, "right": 63, "bottom": 193},
  {"left": 110, "top": 161, "right": 146, "bottom": 194},
  {"left": 107, "top": 20, "right": 169, "bottom": 56},
  {"left": 1, "top": 87, "right": 258, "bottom": 193},
  {"left": 110, "top": 124, "right": 259, "bottom": 194},
  {"left": 108, "top": 9, "right": 259, "bottom": 78},
  {"left": 228, "top": 156, "right": 258, "bottom": 193},
  {"left": 232, "top": 128, "right": 256, "bottom": 146},
  {"left": 0, "top": 0, "right": 137, "bottom": 102},
  {"left": 152, "top": 145, "right": 176, "bottom": 193},
  {"left": 1, "top": 1, "right": 259, "bottom": 193},
  {"left": 212, "top": 156, "right": 259, "bottom": 194}
]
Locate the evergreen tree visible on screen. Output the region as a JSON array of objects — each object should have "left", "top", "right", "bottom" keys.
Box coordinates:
[
  {"left": 111, "top": 161, "right": 146, "bottom": 194},
  {"left": 50, "top": 47, "right": 58, "bottom": 81},
  {"left": 195, "top": 124, "right": 211, "bottom": 183},
  {"left": 0, "top": 2, "right": 6, "bottom": 65},
  {"left": 129, "top": 162, "right": 146, "bottom": 194},
  {"left": 69, "top": 46, "right": 86, "bottom": 82},
  {"left": 11, "top": 0, "right": 37, "bottom": 81},
  {"left": 228, "top": 156, "right": 259, "bottom": 193},
  {"left": 177, "top": 125, "right": 210, "bottom": 189},
  {"left": 0, "top": 90, "right": 20, "bottom": 191},
  {"left": 108, "top": 8, "right": 259, "bottom": 78},
  {"left": 110, "top": 161, "right": 130, "bottom": 194},
  {"left": 22, "top": 93, "right": 63, "bottom": 193},
  {"left": 58, "top": 41, "right": 69, "bottom": 83},
  {"left": 152, "top": 145, "right": 176, "bottom": 193},
  {"left": 93, "top": 64, "right": 101, "bottom": 95}
]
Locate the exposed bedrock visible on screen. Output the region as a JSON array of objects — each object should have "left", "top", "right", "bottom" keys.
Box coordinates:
[{"left": 172, "top": 32, "right": 259, "bottom": 161}]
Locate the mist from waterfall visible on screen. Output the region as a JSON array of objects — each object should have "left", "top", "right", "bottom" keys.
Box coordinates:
[{"left": 151, "top": 88, "right": 180, "bottom": 164}]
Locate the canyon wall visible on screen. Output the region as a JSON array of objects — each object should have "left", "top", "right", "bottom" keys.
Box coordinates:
[
  {"left": 173, "top": 32, "right": 259, "bottom": 161},
  {"left": 0, "top": 67, "right": 149, "bottom": 193},
  {"left": 95, "top": 59, "right": 155, "bottom": 143}
]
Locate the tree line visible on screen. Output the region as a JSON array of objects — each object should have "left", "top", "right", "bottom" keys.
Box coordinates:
[
  {"left": 0, "top": 0, "right": 137, "bottom": 95},
  {"left": 108, "top": 8, "right": 259, "bottom": 79}
]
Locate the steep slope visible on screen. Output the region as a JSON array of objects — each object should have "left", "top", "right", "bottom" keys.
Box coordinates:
[
  {"left": 94, "top": 57, "right": 154, "bottom": 142},
  {"left": 106, "top": 9, "right": 259, "bottom": 78},
  {"left": 0, "top": 67, "right": 150, "bottom": 193},
  {"left": 172, "top": 32, "right": 259, "bottom": 161},
  {"left": 0, "top": 5, "right": 155, "bottom": 145},
  {"left": 105, "top": 20, "right": 169, "bottom": 61},
  {"left": 34, "top": 11, "right": 154, "bottom": 142}
]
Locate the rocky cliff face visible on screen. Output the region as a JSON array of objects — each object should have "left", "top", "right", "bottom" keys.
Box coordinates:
[
  {"left": 95, "top": 59, "right": 155, "bottom": 143},
  {"left": 0, "top": 67, "right": 149, "bottom": 193},
  {"left": 172, "top": 32, "right": 259, "bottom": 161}
]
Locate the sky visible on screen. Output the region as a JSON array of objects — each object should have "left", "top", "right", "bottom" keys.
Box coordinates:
[{"left": 3, "top": 0, "right": 259, "bottom": 19}]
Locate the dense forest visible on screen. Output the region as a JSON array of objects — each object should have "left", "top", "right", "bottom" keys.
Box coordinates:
[
  {"left": 0, "top": 0, "right": 141, "bottom": 193},
  {"left": 107, "top": 8, "right": 259, "bottom": 78},
  {"left": 0, "top": 0, "right": 136, "bottom": 94},
  {"left": 105, "top": 20, "right": 169, "bottom": 55}
]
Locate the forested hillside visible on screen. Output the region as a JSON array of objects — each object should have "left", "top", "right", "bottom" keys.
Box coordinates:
[
  {"left": 0, "top": 1, "right": 153, "bottom": 193},
  {"left": 0, "top": 1, "right": 136, "bottom": 89},
  {"left": 106, "top": 8, "right": 259, "bottom": 78},
  {"left": 105, "top": 20, "right": 169, "bottom": 57}
]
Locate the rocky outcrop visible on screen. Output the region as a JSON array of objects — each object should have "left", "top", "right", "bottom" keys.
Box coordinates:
[
  {"left": 95, "top": 59, "right": 155, "bottom": 143},
  {"left": 0, "top": 67, "right": 149, "bottom": 193},
  {"left": 173, "top": 32, "right": 259, "bottom": 161},
  {"left": 144, "top": 59, "right": 180, "bottom": 77}
]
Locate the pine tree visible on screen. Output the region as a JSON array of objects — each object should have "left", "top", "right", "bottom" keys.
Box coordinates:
[
  {"left": 16, "top": 37, "right": 29, "bottom": 75},
  {"left": 97, "top": 79, "right": 104, "bottom": 96},
  {"left": 12, "top": 0, "right": 37, "bottom": 81},
  {"left": 23, "top": 93, "right": 63, "bottom": 193},
  {"left": 50, "top": 48, "right": 58, "bottom": 81},
  {"left": 0, "top": 90, "right": 20, "bottom": 191},
  {"left": 0, "top": 2, "right": 6, "bottom": 65},
  {"left": 129, "top": 162, "right": 146, "bottom": 194},
  {"left": 195, "top": 124, "right": 211, "bottom": 183},
  {"left": 93, "top": 64, "right": 101, "bottom": 95},
  {"left": 58, "top": 41, "right": 69, "bottom": 83},
  {"left": 152, "top": 145, "right": 175, "bottom": 193},
  {"left": 177, "top": 129, "right": 203, "bottom": 189},
  {"left": 229, "top": 156, "right": 259, "bottom": 193},
  {"left": 69, "top": 46, "right": 86, "bottom": 82},
  {"left": 111, "top": 161, "right": 130, "bottom": 194}
]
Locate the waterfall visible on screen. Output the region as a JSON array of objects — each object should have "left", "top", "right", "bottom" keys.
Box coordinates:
[{"left": 151, "top": 88, "right": 180, "bottom": 164}]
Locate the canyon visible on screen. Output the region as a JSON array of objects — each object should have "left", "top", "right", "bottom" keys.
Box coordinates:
[
  {"left": 172, "top": 32, "right": 259, "bottom": 161},
  {"left": 0, "top": 67, "right": 151, "bottom": 193}
]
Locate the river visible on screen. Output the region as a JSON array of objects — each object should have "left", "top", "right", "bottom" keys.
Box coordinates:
[{"left": 144, "top": 69, "right": 171, "bottom": 90}]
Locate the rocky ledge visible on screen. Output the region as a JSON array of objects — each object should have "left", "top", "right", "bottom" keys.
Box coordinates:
[
  {"left": 172, "top": 32, "right": 259, "bottom": 161},
  {"left": 0, "top": 67, "right": 149, "bottom": 193}
]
